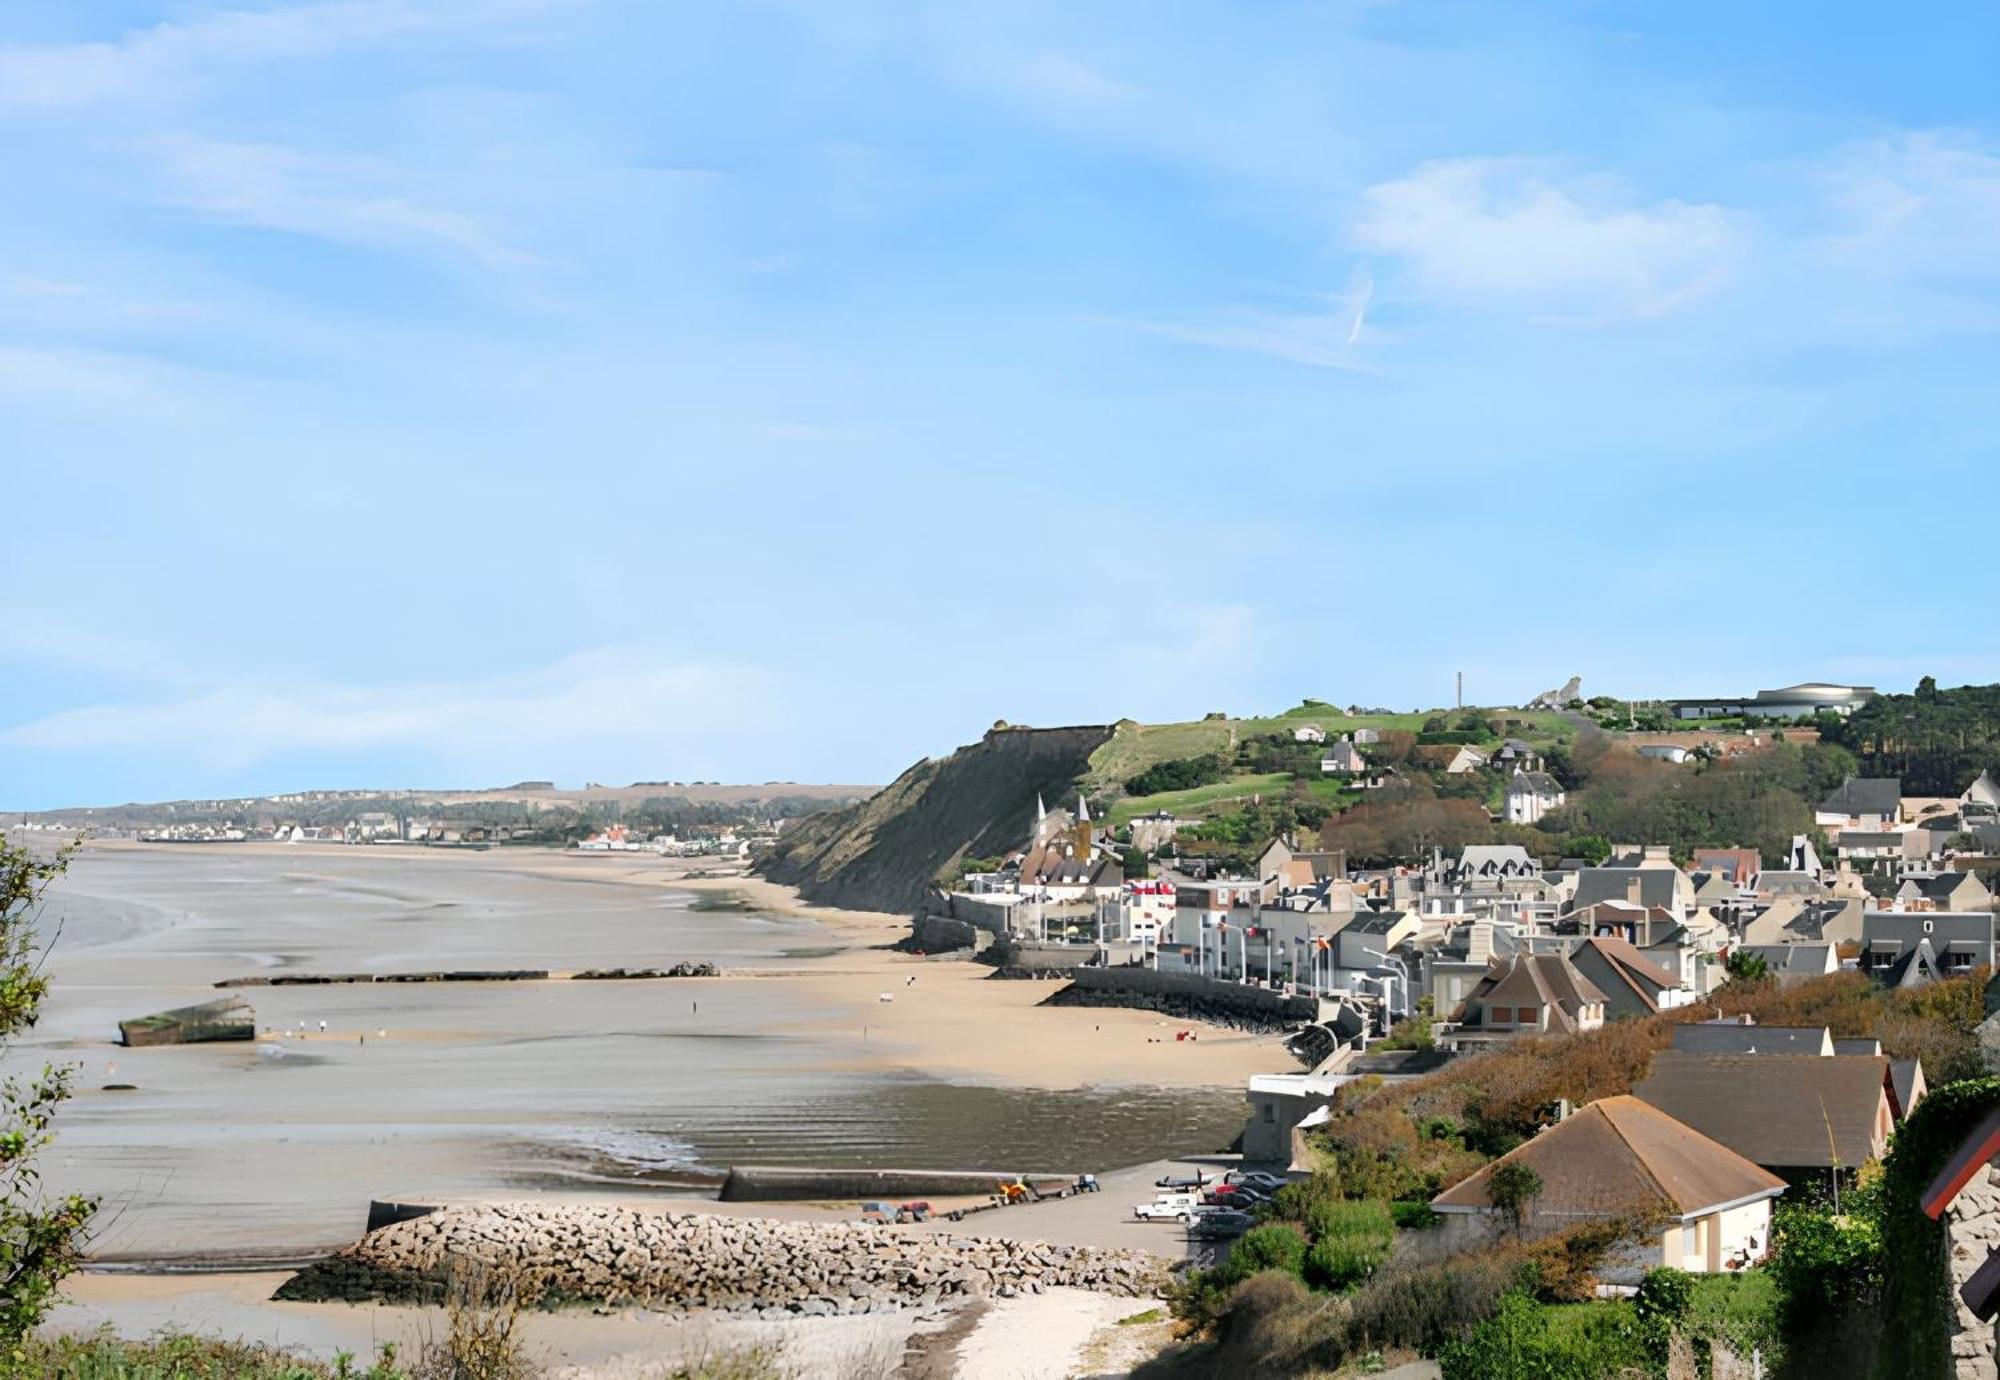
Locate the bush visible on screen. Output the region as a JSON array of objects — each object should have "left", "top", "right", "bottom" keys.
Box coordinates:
[
  {"left": 1124, "top": 754, "right": 1229, "bottom": 796},
  {"left": 1301, "top": 1199, "right": 1394, "bottom": 1292},
  {"left": 1225, "top": 1222, "right": 1309, "bottom": 1280},
  {"left": 1391, "top": 1200, "right": 1441, "bottom": 1230},
  {"left": 1487, "top": 1162, "right": 1543, "bottom": 1227},
  {"left": 13, "top": 1331, "right": 408, "bottom": 1378},
  {"left": 1438, "top": 1294, "right": 1651, "bottom": 1380}
]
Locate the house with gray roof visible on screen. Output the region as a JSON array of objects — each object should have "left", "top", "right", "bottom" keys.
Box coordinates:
[
  {"left": 1897, "top": 871, "right": 1993, "bottom": 913},
  {"left": 1860, "top": 911, "right": 1996, "bottom": 986},
  {"left": 1569, "top": 866, "right": 1695, "bottom": 920},
  {"left": 1672, "top": 1023, "right": 1836, "bottom": 1057},
  {"left": 1816, "top": 777, "right": 1902, "bottom": 831},
  {"left": 1736, "top": 942, "right": 1839, "bottom": 985},
  {"left": 1503, "top": 769, "right": 1566, "bottom": 825}
]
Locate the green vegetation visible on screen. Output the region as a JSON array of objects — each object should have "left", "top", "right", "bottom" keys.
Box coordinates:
[
  {"left": 0, "top": 833, "right": 95, "bottom": 1345},
  {"left": 1159, "top": 969, "right": 1999, "bottom": 1377},
  {"left": 7, "top": 1333, "right": 408, "bottom": 1379},
  {"left": 1106, "top": 774, "right": 1291, "bottom": 826},
  {"left": 1438, "top": 1295, "right": 1650, "bottom": 1380},
  {"left": 1122, "top": 753, "right": 1230, "bottom": 797},
  {"left": 1828, "top": 677, "right": 2000, "bottom": 795}
]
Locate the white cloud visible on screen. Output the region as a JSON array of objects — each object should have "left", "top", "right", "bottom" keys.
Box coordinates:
[
  {"left": 1819, "top": 132, "right": 2000, "bottom": 271},
  {"left": 1, "top": 647, "right": 784, "bottom": 772},
  {"left": 1353, "top": 157, "right": 1748, "bottom": 320},
  {"left": 0, "top": 0, "right": 561, "bottom": 113},
  {"left": 1128, "top": 269, "right": 1383, "bottom": 372},
  {"left": 145, "top": 136, "right": 537, "bottom": 273}
]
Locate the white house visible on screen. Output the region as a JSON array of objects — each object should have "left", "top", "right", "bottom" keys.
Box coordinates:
[
  {"left": 1504, "top": 769, "right": 1566, "bottom": 825},
  {"left": 1292, "top": 723, "right": 1327, "bottom": 743}
]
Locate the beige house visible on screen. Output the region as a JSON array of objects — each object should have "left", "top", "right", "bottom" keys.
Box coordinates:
[{"left": 1431, "top": 1096, "right": 1785, "bottom": 1278}]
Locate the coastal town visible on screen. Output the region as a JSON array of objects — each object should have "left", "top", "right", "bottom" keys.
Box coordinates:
[{"left": 19, "top": 675, "right": 2000, "bottom": 1376}]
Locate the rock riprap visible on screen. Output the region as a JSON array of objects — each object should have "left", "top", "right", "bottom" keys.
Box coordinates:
[{"left": 275, "top": 1203, "right": 1166, "bottom": 1316}]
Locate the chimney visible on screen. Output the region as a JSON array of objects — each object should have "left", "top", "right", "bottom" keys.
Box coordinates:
[
  {"left": 1626, "top": 876, "right": 1643, "bottom": 904},
  {"left": 1468, "top": 921, "right": 1494, "bottom": 963}
]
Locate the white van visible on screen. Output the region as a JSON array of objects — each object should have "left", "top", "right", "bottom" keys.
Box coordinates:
[{"left": 1133, "top": 1192, "right": 1200, "bottom": 1221}]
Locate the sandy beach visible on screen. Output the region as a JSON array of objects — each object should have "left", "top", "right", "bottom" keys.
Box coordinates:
[{"left": 23, "top": 840, "right": 1285, "bottom": 1369}]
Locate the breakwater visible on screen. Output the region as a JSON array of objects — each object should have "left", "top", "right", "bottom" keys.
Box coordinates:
[
  {"left": 276, "top": 1203, "right": 1164, "bottom": 1315},
  {"left": 214, "top": 965, "right": 719, "bottom": 988},
  {"left": 719, "top": 1166, "right": 1071, "bottom": 1202},
  {"left": 1041, "top": 967, "right": 1317, "bottom": 1032}
]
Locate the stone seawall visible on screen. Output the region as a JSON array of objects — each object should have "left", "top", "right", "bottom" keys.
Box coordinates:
[
  {"left": 277, "top": 1203, "right": 1164, "bottom": 1317},
  {"left": 1042, "top": 967, "right": 1317, "bottom": 1032},
  {"left": 719, "top": 1166, "right": 1069, "bottom": 1202}
]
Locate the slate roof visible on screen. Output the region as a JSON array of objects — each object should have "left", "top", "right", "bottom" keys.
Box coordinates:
[
  {"left": 1818, "top": 777, "right": 1902, "bottom": 818},
  {"left": 1571, "top": 868, "right": 1687, "bottom": 912},
  {"left": 1738, "top": 943, "right": 1834, "bottom": 975},
  {"left": 1879, "top": 938, "right": 1943, "bottom": 989},
  {"left": 1633, "top": 1052, "right": 1890, "bottom": 1169},
  {"left": 1671, "top": 1024, "right": 1833, "bottom": 1056},
  {"left": 1433, "top": 1095, "right": 1785, "bottom": 1217},
  {"left": 1507, "top": 771, "right": 1563, "bottom": 796}
]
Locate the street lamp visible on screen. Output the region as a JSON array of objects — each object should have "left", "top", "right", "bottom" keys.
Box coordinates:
[{"left": 1361, "top": 946, "right": 1410, "bottom": 1021}]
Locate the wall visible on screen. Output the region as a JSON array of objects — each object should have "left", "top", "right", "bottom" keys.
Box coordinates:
[
  {"left": 910, "top": 914, "right": 979, "bottom": 953},
  {"left": 946, "top": 892, "right": 1023, "bottom": 935},
  {"left": 1946, "top": 1163, "right": 2000, "bottom": 1379},
  {"left": 993, "top": 939, "right": 1146, "bottom": 972},
  {"left": 1049, "top": 966, "right": 1320, "bottom": 1024}
]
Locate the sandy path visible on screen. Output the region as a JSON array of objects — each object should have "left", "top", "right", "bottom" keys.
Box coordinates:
[{"left": 951, "top": 1287, "right": 1161, "bottom": 1380}]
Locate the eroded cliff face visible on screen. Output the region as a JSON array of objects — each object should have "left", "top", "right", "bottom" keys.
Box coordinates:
[{"left": 757, "top": 725, "right": 1113, "bottom": 914}]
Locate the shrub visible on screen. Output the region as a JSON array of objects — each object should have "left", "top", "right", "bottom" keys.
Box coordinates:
[
  {"left": 1124, "top": 754, "right": 1229, "bottom": 796},
  {"left": 13, "top": 1331, "right": 409, "bottom": 1378},
  {"left": 1391, "top": 1200, "right": 1441, "bottom": 1230},
  {"left": 1305, "top": 1235, "right": 1385, "bottom": 1293},
  {"left": 1437, "top": 1294, "right": 1651, "bottom": 1380},
  {"left": 1224, "top": 1222, "right": 1308, "bottom": 1280},
  {"left": 1487, "top": 1162, "right": 1543, "bottom": 1228}
]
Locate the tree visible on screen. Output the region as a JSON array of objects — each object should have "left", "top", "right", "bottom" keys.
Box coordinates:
[
  {"left": 0, "top": 833, "right": 95, "bottom": 1342},
  {"left": 1487, "top": 1161, "right": 1543, "bottom": 1230}
]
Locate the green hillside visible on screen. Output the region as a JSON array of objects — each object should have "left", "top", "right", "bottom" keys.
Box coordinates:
[{"left": 759, "top": 701, "right": 1578, "bottom": 911}]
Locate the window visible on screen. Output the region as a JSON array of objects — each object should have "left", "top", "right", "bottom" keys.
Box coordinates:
[
  {"left": 1489, "top": 1006, "right": 1512, "bottom": 1024},
  {"left": 1262, "top": 1103, "right": 1276, "bottom": 1124},
  {"left": 1682, "top": 1223, "right": 1698, "bottom": 1260},
  {"left": 1517, "top": 1004, "right": 1539, "bottom": 1026}
]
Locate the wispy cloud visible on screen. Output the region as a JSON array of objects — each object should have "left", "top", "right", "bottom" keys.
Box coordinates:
[
  {"left": 1124, "top": 269, "right": 1383, "bottom": 372},
  {"left": 1354, "top": 157, "right": 1749, "bottom": 321},
  {"left": 1, "top": 646, "right": 784, "bottom": 772},
  {"left": 145, "top": 135, "right": 538, "bottom": 273},
  {"left": 0, "top": 0, "right": 562, "bottom": 113}
]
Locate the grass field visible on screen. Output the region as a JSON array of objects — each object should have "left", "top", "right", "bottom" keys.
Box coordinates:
[
  {"left": 1107, "top": 772, "right": 1293, "bottom": 825},
  {"left": 1084, "top": 704, "right": 1580, "bottom": 834}
]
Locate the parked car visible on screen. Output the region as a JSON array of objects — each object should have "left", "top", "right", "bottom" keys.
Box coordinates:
[
  {"left": 1226, "top": 1171, "right": 1287, "bottom": 1192},
  {"left": 1189, "top": 1210, "right": 1254, "bottom": 1239},
  {"left": 1202, "top": 1187, "right": 1258, "bottom": 1208},
  {"left": 1072, "top": 1174, "right": 1100, "bottom": 1194},
  {"left": 1134, "top": 1193, "right": 1200, "bottom": 1222},
  {"left": 895, "top": 1201, "right": 933, "bottom": 1223},
  {"left": 859, "top": 1200, "right": 897, "bottom": 1225}
]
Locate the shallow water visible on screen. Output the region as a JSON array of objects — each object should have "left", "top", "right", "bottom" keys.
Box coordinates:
[{"left": 20, "top": 846, "right": 1245, "bottom": 1257}]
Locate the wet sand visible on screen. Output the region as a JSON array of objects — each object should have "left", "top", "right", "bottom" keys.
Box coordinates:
[
  {"left": 21, "top": 842, "right": 1281, "bottom": 1263},
  {"left": 26, "top": 841, "right": 1282, "bottom": 1367}
]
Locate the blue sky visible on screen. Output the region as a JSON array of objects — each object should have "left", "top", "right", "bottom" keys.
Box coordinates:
[{"left": 3, "top": 1, "right": 1998, "bottom": 808}]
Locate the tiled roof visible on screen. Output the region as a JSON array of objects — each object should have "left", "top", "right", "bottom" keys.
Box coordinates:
[{"left": 1434, "top": 1096, "right": 1785, "bottom": 1216}]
